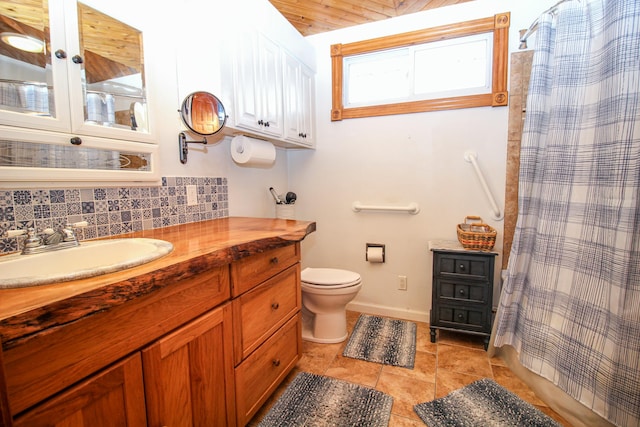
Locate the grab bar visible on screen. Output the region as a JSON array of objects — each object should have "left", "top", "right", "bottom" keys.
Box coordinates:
[
  {"left": 352, "top": 201, "right": 420, "bottom": 214},
  {"left": 463, "top": 151, "right": 503, "bottom": 221}
]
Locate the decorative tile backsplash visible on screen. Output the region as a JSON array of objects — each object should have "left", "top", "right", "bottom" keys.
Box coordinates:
[{"left": 0, "top": 176, "right": 228, "bottom": 254}]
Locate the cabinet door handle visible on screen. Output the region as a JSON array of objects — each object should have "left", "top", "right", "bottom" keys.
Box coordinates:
[
  {"left": 459, "top": 264, "right": 465, "bottom": 271},
  {"left": 459, "top": 289, "right": 465, "bottom": 295},
  {"left": 457, "top": 313, "right": 464, "bottom": 319},
  {"left": 272, "top": 359, "right": 281, "bottom": 367},
  {"left": 54, "top": 49, "right": 67, "bottom": 59},
  {"left": 270, "top": 257, "right": 279, "bottom": 265},
  {"left": 72, "top": 55, "right": 84, "bottom": 64},
  {"left": 70, "top": 137, "right": 82, "bottom": 145},
  {"left": 271, "top": 302, "right": 279, "bottom": 310}
]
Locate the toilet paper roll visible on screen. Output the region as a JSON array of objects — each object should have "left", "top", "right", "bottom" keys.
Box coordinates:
[
  {"left": 230, "top": 135, "right": 276, "bottom": 167},
  {"left": 366, "top": 246, "right": 385, "bottom": 263}
]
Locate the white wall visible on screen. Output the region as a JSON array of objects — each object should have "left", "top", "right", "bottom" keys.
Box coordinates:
[
  {"left": 6, "top": 0, "right": 557, "bottom": 315},
  {"left": 289, "top": 0, "right": 557, "bottom": 321}
]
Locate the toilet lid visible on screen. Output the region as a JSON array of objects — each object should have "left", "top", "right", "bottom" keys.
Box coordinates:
[{"left": 302, "top": 268, "right": 361, "bottom": 287}]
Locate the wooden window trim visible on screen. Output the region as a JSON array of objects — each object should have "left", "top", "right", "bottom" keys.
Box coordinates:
[{"left": 331, "top": 12, "right": 510, "bottom": 121}]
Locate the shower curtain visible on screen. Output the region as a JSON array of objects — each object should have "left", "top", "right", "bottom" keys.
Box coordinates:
[{"left": 492, "top": 1, "right": 640, "bottom": 426}]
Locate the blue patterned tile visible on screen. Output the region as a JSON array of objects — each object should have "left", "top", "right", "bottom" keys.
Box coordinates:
[
  {"left": 0, "top": 191, "right": 13, "bottom": 205},
  {"left": 65, "top": 189, "right": 81, "bottom": 202},
  {"left": 108, "top": 212, "right": 120, "bottom": 223},
  {"left": 67, "top": 202, "right": 82, "bottom": 215},
  {"left": 50, "top": 190, "right": 65, "bottom": 203},
  {"left": 33, "top": 204, "right": 51, "bottom": 219},
  {"left": 118, "top": 188, "right": 130, "bottom": 199},
  {"left": 82, "top": 202, "right": 95, "bottom": 214},
  {"left": 0, "top": 206, "right": 14, "bottom": 221},
  {"left": 13, "top": 190, "right": 32, "bottom": 205},
  {"left": 94, "top": 188, "right": 107, "bottom": 200},
  {"left": 107, "top": 200, "right": 120, "bottom": 211}
]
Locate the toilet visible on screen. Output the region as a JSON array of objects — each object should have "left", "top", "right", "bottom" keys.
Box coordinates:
[{"left": 301, "top": 267, "right": 362, "bottom": 343}]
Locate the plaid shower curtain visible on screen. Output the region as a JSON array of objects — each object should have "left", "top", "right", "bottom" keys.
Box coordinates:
[{"left": 493, "top": 1, "right": 640, "bottom": 426}]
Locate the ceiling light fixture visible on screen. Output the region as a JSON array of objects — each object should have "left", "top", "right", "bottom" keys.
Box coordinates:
[{"left": 0, "top": 32, "right": 44, "bottom": 53}]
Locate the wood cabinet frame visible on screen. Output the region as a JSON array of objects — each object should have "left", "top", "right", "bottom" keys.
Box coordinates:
[{"left": 330, "top": 12, "right": 510, "bottom": 121}]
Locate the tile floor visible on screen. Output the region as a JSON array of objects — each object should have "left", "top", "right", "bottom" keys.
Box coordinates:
[{"left": 250, "top": 311, "right": 570, "bottom": 426}]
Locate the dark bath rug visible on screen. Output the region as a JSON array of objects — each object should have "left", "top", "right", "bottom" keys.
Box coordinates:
[
  {"left": 343, "top": 313, "right": 417, "bottom": 368},
  {"left": 414, "top": 378, "right": 562, "bottom": 427},
  {"left": 257, "top": 372, "right": 393, "bottom": 427}
]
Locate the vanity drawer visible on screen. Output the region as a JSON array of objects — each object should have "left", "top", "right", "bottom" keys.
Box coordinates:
[
  {"left": 235, "top": 314, "right": 301, "bottom": 426},
  {"left": 435, "top": 253, "right": 492, "bottom": 280},
  {"left": 232, "top": 264, "right": 301, "bottom": 364},
  {"left": 231, "top": 243, "right": 300, "bottom": 296}
]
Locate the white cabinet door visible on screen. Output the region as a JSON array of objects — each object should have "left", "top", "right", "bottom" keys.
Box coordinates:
[
  {"left": 283, "top": 51, "right": 314, "bottom": 147},
  {"left": 232, "top": 32, "right": 283, "bottom": 138},
  {"left": 0, "top": 0, "right": 154, "bottom": 144}
]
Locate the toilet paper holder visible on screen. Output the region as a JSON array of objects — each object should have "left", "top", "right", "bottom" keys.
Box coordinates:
[{"left": 366, "top": 243, "right": 385, "bottom": 263}]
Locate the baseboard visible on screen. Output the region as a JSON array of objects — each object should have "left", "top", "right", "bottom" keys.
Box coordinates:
[{"left": 346, "top": 301, "right": 429, "bottom": 323}]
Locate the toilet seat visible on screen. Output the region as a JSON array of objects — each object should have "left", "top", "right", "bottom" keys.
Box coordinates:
[{"left": 302, "top": 268, "right": 361, "bottom": 289}]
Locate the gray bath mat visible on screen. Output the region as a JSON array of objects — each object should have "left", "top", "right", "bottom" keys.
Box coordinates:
[
  {"left": 343, "top": 314, "right": 417, "bottom": 368},
  {"left": 414, "top": 378, "right": 562, "bottom": 426},
  {"left": 257, "top": 372, "right": 393, "bottom": 426}
]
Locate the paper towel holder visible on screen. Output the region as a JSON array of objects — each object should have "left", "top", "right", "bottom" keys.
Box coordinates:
[{"left": 366, "top": 243, "right": 386, "bottom": 263}]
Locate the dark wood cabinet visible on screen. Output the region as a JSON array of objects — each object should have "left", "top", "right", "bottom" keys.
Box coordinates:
[{"left": 430, "top": 248, "right": 497, "bottom": 350}]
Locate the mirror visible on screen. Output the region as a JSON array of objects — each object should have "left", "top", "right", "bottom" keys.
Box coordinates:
[
  {"left": 78, "top": 2, "right": 147, "bottom": 131},
  {"left": 0, "top": 0, "right": 53, "bottom": 116},
  {"left": 180, "top": 91, "right": 227, "bottom": 136}
]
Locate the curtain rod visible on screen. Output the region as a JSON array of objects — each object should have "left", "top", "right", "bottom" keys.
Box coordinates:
[{"left": 519, "top": 0, "right": 581, "bottom": 46}]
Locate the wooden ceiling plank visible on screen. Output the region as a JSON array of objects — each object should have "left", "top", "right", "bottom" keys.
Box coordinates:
[{"left": 269, "top": 0, "right": 476, "bottom": 36}]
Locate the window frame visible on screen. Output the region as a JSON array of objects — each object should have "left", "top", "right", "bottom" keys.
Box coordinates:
[{"left": 330, "top": 12, "right": 510, "bottom": 121}]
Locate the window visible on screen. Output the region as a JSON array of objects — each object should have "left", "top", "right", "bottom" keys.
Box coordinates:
[{"left": 331, "top": 13, "right": 510, "bottom": 121}]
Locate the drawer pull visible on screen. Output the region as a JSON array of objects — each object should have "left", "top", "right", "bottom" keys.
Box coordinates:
[
  {"left": 272, "top": 359, "right": 281, "bottom": 367},
  {"left": 459, "top": 289, "right": 465, "bottom": 295},
  {"left": 270, "top": 257, "right": 279, "bottom": 264},
  {"left": 459, "top": 264, "right": 465, "bottom": 270},
  {"left": 458, "top": 313, "right": 464, "bottom": 319},
  {"left": 271, "top": 302, "right": 280, "bottom": 310}
]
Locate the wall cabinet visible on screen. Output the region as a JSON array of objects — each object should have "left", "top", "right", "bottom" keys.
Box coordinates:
[
  {"left": 430, "top": 248, "right": 497, "bottom": 350},
  {"left": 283, "top": 51, "right": 315, "bottom": 147},
  {"left": 0, "top": 0, "right": 157, "bottom": 182},
  {"left": 232, "top": 32, "right": 284, "bottom": 138},
  {"left": 228, "top": 31, "right": 315, "bottom": 149}
]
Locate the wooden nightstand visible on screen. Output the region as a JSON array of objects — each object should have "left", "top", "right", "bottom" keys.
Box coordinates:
[{"left": 429, "top": 241, "right": 497, "bottom": 350}]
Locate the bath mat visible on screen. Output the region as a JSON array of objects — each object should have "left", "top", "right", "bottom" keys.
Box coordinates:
[
  {"left": 414, "top": 378, "right": 562, "bottom": 427},
  {"left": 257, "top": 372, "right": 393, "bottom": 426},
  {"left": 343, "top": 314, "right": 416, "bottom": 368}
]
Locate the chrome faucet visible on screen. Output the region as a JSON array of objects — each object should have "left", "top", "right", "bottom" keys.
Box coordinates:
[{"left": 4, "top": 221, "right": 87, "bottom": 255}]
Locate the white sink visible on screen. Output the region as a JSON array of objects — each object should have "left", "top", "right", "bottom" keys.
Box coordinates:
[{"left": 0, "top": 238, "right": 173, "bottom": 288}]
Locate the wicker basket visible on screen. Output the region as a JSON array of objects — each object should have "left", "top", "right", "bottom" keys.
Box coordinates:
[{"left": 456, "top": 216, "right": 496, "bottom": 250}]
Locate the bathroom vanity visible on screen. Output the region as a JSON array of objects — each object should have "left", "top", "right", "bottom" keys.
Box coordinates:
[
  {"left": 429, "top": 240, "right": 497, "bottom": 350},
  {"left": 0, "top": 217, "right": 315, "bottom": 427}
]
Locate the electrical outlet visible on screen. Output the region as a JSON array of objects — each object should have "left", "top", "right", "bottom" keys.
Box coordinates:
[
  {"left": 398, "top": 275, "right": 407, "bottom": 291},
  {"left": 186, "top": 185, "right": 198, "bottom": 206}
]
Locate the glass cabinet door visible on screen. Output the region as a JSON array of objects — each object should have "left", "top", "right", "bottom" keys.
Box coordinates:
[
  {"left": 0, "top": 0, "right": 71, "bottom": 132},
  {"left": 0, "top": 0, "right": 152, "bottom": 143},
  {"left": 73, "top": 2, "right": 149, "bottom": 136}
]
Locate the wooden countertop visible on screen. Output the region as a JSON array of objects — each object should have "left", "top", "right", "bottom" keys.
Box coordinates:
[{"left": 0, "top": 217, "right": 315, "bottom": 350}]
